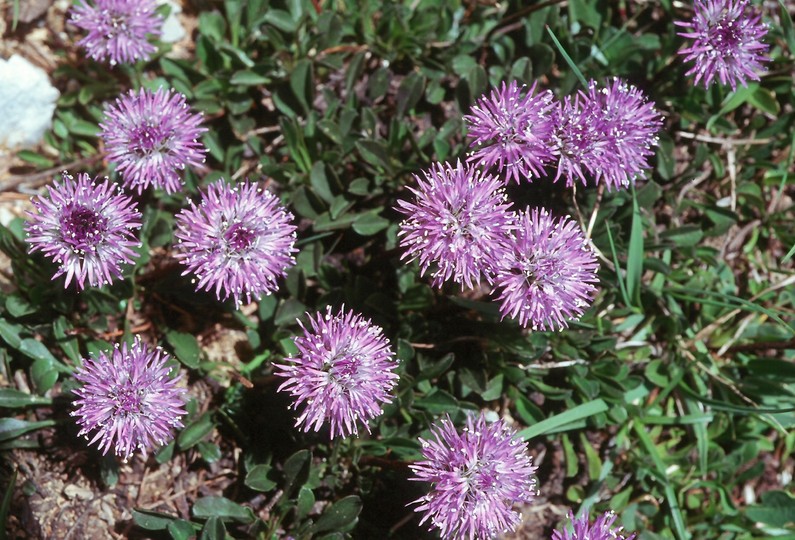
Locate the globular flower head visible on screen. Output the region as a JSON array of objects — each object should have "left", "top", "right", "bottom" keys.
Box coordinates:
[
  {"left": 676, "top": 0, "right": 770, "bottom": 90},
  {"left": 396, "top": 160, "right": 515, "bottom": 290},
  {"left": 583, "top": 78, "right": 662, "bottom": 191},
  {"left": 551, "top": 92, "right": 607, "bottom": 188},
  {"left": 409, "top": 413, "right": 537, "bottom": 540},
  {"left": 71, "top": 337, "right": 187, "bottom": 462},
  {"left": 552, "top": 510, "right": 636, "bottom": 540},
  {"left": 464, "top": 81, "right": 556, "bottom": 183},
  {"left": 70, "top": 0, "right": 162, "bottom": 66},
  {"left": 552, "top": 79, "right": 661, "bottom": 190},
  {"left": 494, "top": 208, "right": 599, "bottom": 330},
  {"left": 274, "top": 306, "right": 399, "bottom": 439},
  {"left": 25, "top": 172, "right": 142, "bottom": 290},
  {"left": 174, "top": 179, "right": 297, "bottom": 307},
  {"left": 100, "top": 87, "right": 207, "bottom": 194}
]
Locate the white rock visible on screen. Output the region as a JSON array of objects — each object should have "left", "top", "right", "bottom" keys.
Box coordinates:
[
  {"left": 158, "top": 0, "right": 186, "bottom": 43},
  {"left": 0, "top": 55, "right": 59, "bottom": 150}
]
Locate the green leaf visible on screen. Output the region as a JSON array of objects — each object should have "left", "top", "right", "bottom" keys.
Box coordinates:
[
  {"left": 168, "top": 520, "right": 197, "bottom": 540},
  {"left": 53, "top": 316, "right": 81, "bottom": 363},
  {"left": 748, "top": 86, "right": 780, "bottom": 116},
  {"left": 779, "top": 0, "right": 795, "bottom": 54},
  {"left": 264, "top": 9, "right": 297, "bottom": 32},
  {"left": 0, "top": 389, "right": 51, "bottom": 408},
  {"left": 355, "top": 140, "right": 392, "bottom": 172},
  {"left": 192, "top": 496, "right": 255, "bottom": 524},
  {"left": 0, "top": 418, "right": 57, "bottom": 442},
  {"left": 178, "top": 412, "right": 214, "bottom": 449},
  {"left": 16, "top": 150, "right": 54, "bottom": 168},
  {"left": 413, "top": 389, "right": 460, "bottom": 414},
  {"left": 309, "top": 495, "right": 362, "bottom": 534},
  {"left": 396, "top": 73, "right": 425, "bottom": 117},
  {"left": 132, "top": 509, "right": 176, "bottom": 531},
  {"left": 296, "top": 485, "right": 315, "bottom": 520},
  {"left": 290, "top": 58, "right": 314, "bottom": 114},
  {"left": 0, "top": 318, "right": 23, "bottom": 349},
  {"left": 281, "top": 449, "right": 311, "bottom": 501},
  {"left": 746, "top": 491, "right": 795, "bottom": 527},
  {"left": 352, "top": 212, "right": 389, "bottom": 236},
  {"left": 166, "top": 331, "right": 201, "bottom": 369},
  {"left": 199, "top": 516, "right": 226, "bottom": 540},
  {"left": 230, "top": 70, "right": 270, "bottom": 86},
  {"left": 517, "top": 399, "right": 608, "bottom": 440},
  {"left": 245, "top": 464, "right": 277, "bottom": 492},
  {"left": 68, "top": 120, "right": 99, "bottom": 138},
  {"left": 660, "top": 225, "right": 703, "bottom": 248}
]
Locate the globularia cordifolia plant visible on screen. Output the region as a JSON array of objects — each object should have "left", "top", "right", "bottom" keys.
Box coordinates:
[
  {"left": 409, "top": 413, "right": 537, "bottom": 540},
  {"left": 676, "top": 0, "right": 770, "bottom": 90},
  {"left": 396, "top": 160, "right": 515, "bottom": 289},
  {"left": 274, "top": 306, "right": 400, "bottom": 439},
  {"left": 100, "top": 87, "right": 208, "bottom": 194},
  {"left": 71, "top": 336, "right": 187, "bottom": 462},
  {"left": 24, "top": 172, "right": 142, "bottom": 289},
  {"left": 494, "top": 208, "right": 599, "bottom": 330},
  {"left": 174, "top": 179, "right": 298, "bottom": 307},
  {"left": 552, "top": 510, "right": 636, "bottom": 540},
  {"left": 70, "top": 0, "right": 163, "bottom": 66},
  {"left": 463, "top": 80, "right": 557, "bottom": 184}
]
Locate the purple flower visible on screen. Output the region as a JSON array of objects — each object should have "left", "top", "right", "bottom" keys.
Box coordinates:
[
  {"left": 550, "top": 92, "right": 606, "bottom": 188},
  {"left": 494, "top": 208, "right": 599, "bottom": 330},
  {"left": 396, "top": 160, "right": 515, "bottom": 289},
  {"left": 409, "top": 413, "right": 537, "bottom": 540},
  {"left": 71, "top": 336, "right": 187, "bottom": 462},
  {"left": 464, "top": 81, "right": 556, "bottom": 183},
  {"left": 676, "top": 0, "right": 770, "bottom": 90},
  {"left": 174, "top": 179, "right": 297, "bottom": 307},
  {"left": 25, "top": 172, "right": 142, "bottom": 290},
  {"left": 70, "top": 0, "right": 162, "bottom": 66},
  {"left": 551, "top": 79, "right": 660, "bottom": 191},
  {"left": 274, "top": 306, "right": 399, "bottom": 439},
  {"left": 583, "top": 78, "right": 662, "bottom": 191},
  {"left": 100, "top": 87, "right": 207, "bottom": 194},
  {"left": 552, "top": 510, "right": 636, "bottom": 540}
]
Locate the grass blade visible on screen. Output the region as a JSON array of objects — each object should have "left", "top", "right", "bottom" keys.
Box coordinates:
[
  {"left": 604, "top": 221, "right": 632, "bottom": 309},
  {"left": 626, "top": 185, "right": 644, "bottom": 307},
  {"left": 633, "top": 424, "right": 689, "bottom": 540},
  {"left": 517, "top": 399, "right": 608, "bottom": 441},
  {"left": 545, "top": 25, "right": 588, "bottom": 88}
]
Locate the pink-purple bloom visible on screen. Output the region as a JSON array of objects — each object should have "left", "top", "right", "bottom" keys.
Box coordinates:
[
  {"left": 174, "top": 179, "right": 297, "bottom": 307},
  {"left": 464, "top": 81, "right": 556, "bottom": 183},
  {"left": 494, "top": 208, "right": 599, "bottom": 330},
  {"left": 100, "top": 87, "right": 207, "bottom": 194},
  {"left": 552, "top": 510, "right": 636, "bottom": 540},
  {"left": 583, "top": 78, "right": 662, "bottom": 191},
  {"left": 71, "top": 337, "right": 187, "bottom": 462},
  {"left": 274, "top": 306, "right": 399, "bottom": 439},
  {"left": 25, "top": 172, "right": 142, "bottom": 290},
  {"left": 396, "top": 161, "right": 514, "bottom": 289},
  {"left": 70, "top": 0, "right": 162, "bottom": 66},
  {"left": 552, "top": 79, "right": 660, "bottom": 191},
  {"left": 409, "top": 413, "right": 537, "bottom": 540},
  {"left": 676, "top": 0, "right": 770, "bottom": 90},
  {"left": 551, "top": 92, "right": 604, "bottom": 188}
]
